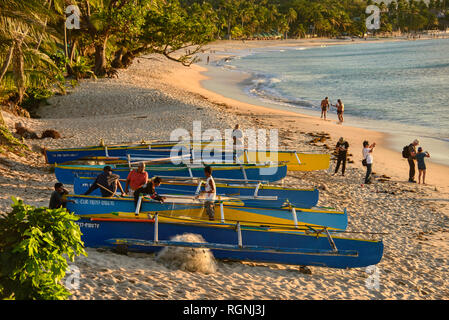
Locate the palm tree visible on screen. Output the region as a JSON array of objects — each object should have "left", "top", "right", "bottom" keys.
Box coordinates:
[{"left": 0, "top": 0, "right": 58, "bottom": 105}]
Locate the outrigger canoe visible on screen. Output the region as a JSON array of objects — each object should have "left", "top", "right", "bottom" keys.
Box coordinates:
[
  {"left": 75, "top": 214, "right": 383, "bottom": 269},
  {"left": 44, "top": 141, "right": 330, "bottom": 172},
  {"left": 44, "top": 140, "right": 227, "bottom": 164},
  {"left": 55, "top": 163, "right": 288, "bottom": 185},
  {"left": 73, "top": 176, "right": 320, "bottom": 209},
  {"left": 66, "top": 194, "right": 348, "bottom": 231}
]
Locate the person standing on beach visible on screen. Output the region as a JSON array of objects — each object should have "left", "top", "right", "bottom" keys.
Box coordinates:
[
  {"left": 124, "top": 162, "right": 148, "bottom": 195},
  {"left": 416, "top": 147, "right": 430, "bottom": 184},
  {"left": 362, "top": 141, "right": 376, "bottom": 184},
  {"left": 321, "top": 97, "right": 330, "bottom": 120},
  {"left": 406, "top": 139, "right": 419, "bottom": 183},
  {"left": 333, "top": 137, "right": 349, "bottom": 176},
  {"left": 335, "top": 99, "right": 344, "bottom": 123},
  {"left": 232, "top": 124, "right": 244, "bottom": 161},
  {"left": 196, "top": 166, "right": 216, "bottom": 221}
]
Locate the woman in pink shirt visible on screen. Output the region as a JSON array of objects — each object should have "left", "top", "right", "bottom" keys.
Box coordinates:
[{"left": 125, "top": 162, "right": 149, "bottom": 195}]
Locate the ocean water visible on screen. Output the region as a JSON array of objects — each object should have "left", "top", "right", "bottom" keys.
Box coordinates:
[{"left": 208, "top": 39, "right": 449, "bottom": 165}]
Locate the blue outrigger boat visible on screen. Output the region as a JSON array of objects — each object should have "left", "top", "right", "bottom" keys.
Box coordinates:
[
  {"left": 44, "top": 140, "right": 224, "bottom": 164},
  {"left": 75, "top": 213, "right": 383, "bottom": 269},
  {"left": 55, "top": 163, "right": 288, "bottom": 185},
  {"left": 66, "top": 194, "right": 348, "bottom": 231},
  {"left": 73, "top": 176, "right": 320, "bottom": 209},
  {"left": 44, "top": 140, "right": 330, "bottom": 172}
]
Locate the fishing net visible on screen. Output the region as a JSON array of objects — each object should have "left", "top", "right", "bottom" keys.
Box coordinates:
[{"left": 155, "top": 233, "right": 217, "bottom": 274}]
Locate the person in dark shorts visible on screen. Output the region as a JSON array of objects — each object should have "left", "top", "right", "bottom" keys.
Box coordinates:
[
  {"left": 407, "top": 139, "right": 419, "bottom": 183},
  {"left": 334, "top": 137, "right": 349, "bottom": 176},
  {"left": 133, "top": 177, "right": 166, "bottom": 214},
  {"left": 335, "top": 99, "right": 344, "bottom": 123},
  {"left": 320, "top": 97, "right": 330, "bottom": 120},
  {"left": 362, "top": 140, "right": 376, "bottom": 184},
  {"left": 49, "top": 183, "right": 74, "bottom": 209},
  {"left": 416, "top": 147, "right": 430, "bottom": 184},
  {"left": 83, "top": 166, "right": 124, "bottom": 197}
]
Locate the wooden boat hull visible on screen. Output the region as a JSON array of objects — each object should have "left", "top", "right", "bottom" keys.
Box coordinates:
[
  {"left": 73, "top": 177, "right": 320, "bottom": 209},
  {"left": 66, "top": 195, "right": 347, "bottom": 231},
  {"left": 55, "top": 163, "right": 287, "bottom": 185},
  {"left": 75, "top": 216, "right": 383, "bottom": 269}
]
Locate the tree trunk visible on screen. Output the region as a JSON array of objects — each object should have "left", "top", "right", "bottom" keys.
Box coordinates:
[
  {"left": 0, "top": 45, "right": 14, "bottom": 83},
  {"left": 111, "top": 47, "right": 126, "bottom": 68},
  {"left": 64, "top": 23, "right": 69, "bottom": 58},
  {"left": 12, "top": 38, "right": 26, "bottom": 105},
  {"left": 70, "top": 39, "right": 77, "bottom": 65},
  {"left": 0, "top": 109, "right": 5, "bottom": 126},
  {"left": 94, "top": 37, "right": 108, "bottom": 76}
]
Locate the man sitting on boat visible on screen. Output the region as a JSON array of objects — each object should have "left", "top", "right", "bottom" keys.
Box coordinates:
[
  {"left": 83, "top": 166, "right": 124, "bottom": 197},
  {"left": 133, "top": 177, "right": 166, "bottom": 213},
  {"left": 49, "top": 183, "right": 74, "bottom": 209},
  {"left": 195, "top": 166, "right": 216, "bottom": 221},
  {"left": 124, "top": 162, "right": 148, "bottom": 195}
]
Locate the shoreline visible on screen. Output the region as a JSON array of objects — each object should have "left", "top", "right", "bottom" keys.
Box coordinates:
[{"left": 180, "top": 39, "right": 449, "bottom": 191}]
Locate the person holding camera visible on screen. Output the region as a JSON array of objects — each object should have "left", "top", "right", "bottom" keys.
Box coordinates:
[{"left": 362, "top": 141, "right": 376, "bottom": 184}]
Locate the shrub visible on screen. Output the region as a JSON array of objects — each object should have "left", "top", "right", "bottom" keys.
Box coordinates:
[{"left": 0, "top": 197, "right": 87, "bottom": 300}]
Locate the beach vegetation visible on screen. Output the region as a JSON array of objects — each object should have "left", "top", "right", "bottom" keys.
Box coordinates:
[
  {"left": 0, "top": 123, "right": 30, "bottom": 154},
  {"left": 0, "top": 198, "right": 87, "bottom": 300}
]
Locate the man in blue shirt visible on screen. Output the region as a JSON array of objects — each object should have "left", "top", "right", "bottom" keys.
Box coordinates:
[{"left": 416, "top": 147, "right": 430, "bottom": 185}]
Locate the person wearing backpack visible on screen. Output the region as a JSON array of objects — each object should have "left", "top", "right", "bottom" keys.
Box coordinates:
[{"left": 404, "top": 139, "right": 419, "bottom": 183}]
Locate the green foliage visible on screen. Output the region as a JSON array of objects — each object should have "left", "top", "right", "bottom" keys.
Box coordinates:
[
  {"left": 50, "top": 50, "right": 69, "bottom": 75},
  {"left": 181, "top": 0, "right": 449, "bottom": 38},
  {"left": 70, "top": 56, "right": 96, "bottom": 81},
  {"left": 0, "top": 198, "right": 87, "bottom": 300},
  {"left": 0, "top": 124, "right": 29, "bottom": 154},
  {"left": 142, "top": 0, "right": 217, "bottom": 65},
  {"left": 21, "top": 87, "right": 53, "bottom": 109}
]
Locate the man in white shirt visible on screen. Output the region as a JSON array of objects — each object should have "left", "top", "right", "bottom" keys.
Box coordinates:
[
  {"left": 232, "top": 124, "right": 243, "bottom": 161},
  {"left": 196, "top": 166, "right": 216, "bottom": 221},
  {"left": 363, "top": 140, "right": 376, "bottom": 184}
]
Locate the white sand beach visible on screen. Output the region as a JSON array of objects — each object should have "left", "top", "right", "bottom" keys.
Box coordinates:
[{"left": 1, "top": 39, "right": 449, "bottom": 300}]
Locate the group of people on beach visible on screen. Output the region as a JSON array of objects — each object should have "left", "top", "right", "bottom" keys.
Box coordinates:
[
  {"left": 331, "top": 137, "right": 431, "bottom": 185},
  {"left": 49, "top": 164, "right": 218, "bottom": 220},
  {"left": 404, "top": 139, "right": 430, "bottom": 184},
  {"left": 48, "top": 124, "right": 248, "bottom": 215},
  {"left": 321, "top": 97, "right": 344, "bottom": 123}
]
